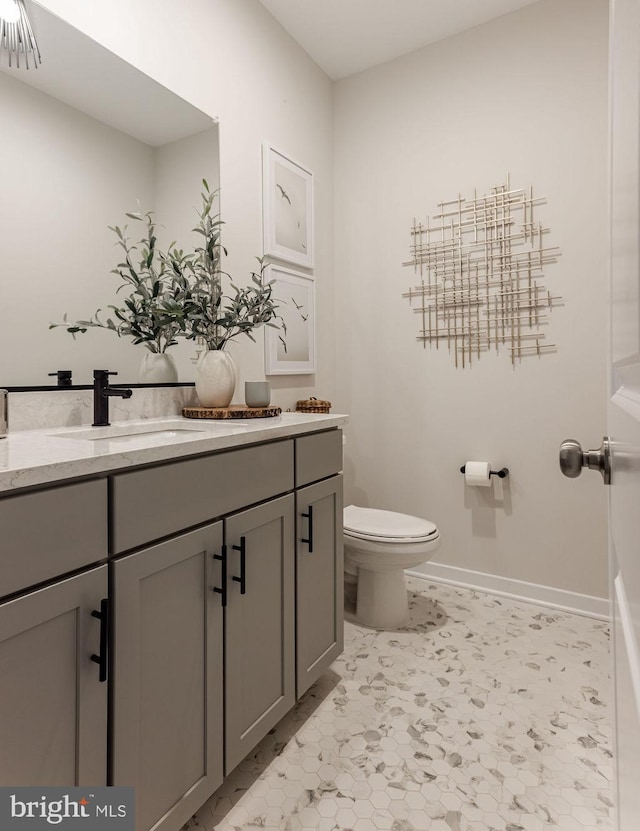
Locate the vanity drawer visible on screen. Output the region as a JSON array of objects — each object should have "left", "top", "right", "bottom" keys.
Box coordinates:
[
  {"left": 0, "top": 479, "right": 108, "bottom": 599},
  {"left": 295, "top": 430, "right": 343, "bottom": 487},
  {"left": 111, "top": 439, "right": 294, "bottom": 553}
]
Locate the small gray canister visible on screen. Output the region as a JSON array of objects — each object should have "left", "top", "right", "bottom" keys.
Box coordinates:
[{"left": 0, "top": 390, "right": 7, "bottom": 438}]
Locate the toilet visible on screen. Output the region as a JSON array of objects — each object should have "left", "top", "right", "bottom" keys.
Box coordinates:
[{"left": 343, "top": 505, "right": 440, "bottom": 630}]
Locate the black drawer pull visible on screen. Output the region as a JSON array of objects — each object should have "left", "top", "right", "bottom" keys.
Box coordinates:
[
  {"left": 90, "top": 598, "right": 109, "bottom": 683},
  {"left": 232, "top": 537, "right": 246, "bottom": 595},
  {"left": 301, "top": 505, "right": 314, "bottom": 553},
  {"left": 212, "top": 545, "right": 228, "bottom": 607}
]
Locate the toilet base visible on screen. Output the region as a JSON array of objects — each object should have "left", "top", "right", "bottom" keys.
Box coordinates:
[
  {"left": 356, "top": 567, "right": 410, "bottom": 629},
  {"left": 344, "top": 571, "right": 357, "bottom": 615}
]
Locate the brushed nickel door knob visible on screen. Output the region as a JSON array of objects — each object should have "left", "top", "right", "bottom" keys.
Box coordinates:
[{"left": 559, "top": 437, "right": 611, "bottom": 485}]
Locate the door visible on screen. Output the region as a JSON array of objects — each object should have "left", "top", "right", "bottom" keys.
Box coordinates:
[
  {"left": 112, "top": 523, "right": 223, "bottom": 831},
  {"left": 224, "top": 494, "right": 295, "bottom": 775},
  {"left": 609, "top": 0, "right": 640, "bottom": 826},
  {"left": 0, "top": 566, "right": 108, "bottom": 786},
  {"left": 296, "top": 475, "right": 344, "bottom": 699}
]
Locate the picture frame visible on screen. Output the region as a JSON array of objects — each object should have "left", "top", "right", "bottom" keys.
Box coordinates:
[
  {"left": 262, "top": 144, "right": 314, "bottom": 268},
  {"left": 265, "top": 265, "right": 316, "bottom": 375}
]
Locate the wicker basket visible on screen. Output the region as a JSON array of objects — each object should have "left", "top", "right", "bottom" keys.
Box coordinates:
[{"left": 296, "top": 396, "right": 331, "bottom": 414}]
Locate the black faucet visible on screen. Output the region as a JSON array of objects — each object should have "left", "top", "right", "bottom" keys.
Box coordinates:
[
  {"left": 48, "top": 370, "right": 73, "bottom": 387},
  {"left": 93, "top": 370, "right": 133, "bottom": 427}
]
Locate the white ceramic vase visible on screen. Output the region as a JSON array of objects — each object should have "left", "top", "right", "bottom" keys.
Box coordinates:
[
  {"left": 139, "top": 351, "right": 179, "bottom": 383},
  {"left": 195, "top": 349, "right": 236, "bottom": 407}
]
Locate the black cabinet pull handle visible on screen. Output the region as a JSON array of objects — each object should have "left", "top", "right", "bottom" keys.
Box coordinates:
[
  {"left": 90, "top": 598, "right": 109, "bottom": 683},
  {"left": 301, "top": 505, "right": 314, "bottom": 553},
  {"left": 232, "top": 537, "right": 246, "bottom": 595},
  {"left": 212, "top": 545, "right": 228, "bottom": 607}
]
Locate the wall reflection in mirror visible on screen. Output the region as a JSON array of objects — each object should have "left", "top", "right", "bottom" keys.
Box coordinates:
[{"left": 0, "top": 2, "right": 219, "bottom": 389}]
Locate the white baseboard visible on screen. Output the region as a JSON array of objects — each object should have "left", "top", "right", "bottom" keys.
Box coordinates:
[{"left": 406, "top": 561, "right": 609, "bottom": 621}]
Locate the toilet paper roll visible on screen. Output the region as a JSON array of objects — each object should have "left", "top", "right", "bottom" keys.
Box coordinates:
[{"left": 464, "top": 461, "right": 492, "bottom": 487}]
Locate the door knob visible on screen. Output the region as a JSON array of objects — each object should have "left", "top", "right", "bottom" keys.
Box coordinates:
[{"left": 559, "top": 437, "right": 611, "bottom": 485}]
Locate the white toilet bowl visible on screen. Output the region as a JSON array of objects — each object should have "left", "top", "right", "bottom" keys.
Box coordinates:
[{"left": 344, "top": 505, "right": 440, "bottom": 629}]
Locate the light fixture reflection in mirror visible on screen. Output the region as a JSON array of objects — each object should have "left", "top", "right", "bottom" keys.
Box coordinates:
[
  {"left": 0, "top": 2, "right": 219, "bottom": 389},
  {"left": 0, "top": 0, "right": 41, "bottom": 68},
  {"left": 0, "top": 0, "right": 20, "bottom": 23}
]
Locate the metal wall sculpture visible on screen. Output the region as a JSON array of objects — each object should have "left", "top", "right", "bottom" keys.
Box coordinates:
[{"left": 402, "top": 175, "right": 561, "bottom": 368}]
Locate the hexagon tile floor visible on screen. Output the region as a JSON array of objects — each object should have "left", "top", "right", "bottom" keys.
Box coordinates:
[{"left": 185, "top": 578, "right": 613, "bottom": 831}]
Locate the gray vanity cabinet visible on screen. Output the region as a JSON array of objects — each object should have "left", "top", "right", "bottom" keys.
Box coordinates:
[
  {"left": 111, "top": 523, "right": 224, "bottom": 831},
  {"left": 0, "top": 565, "right": 108, "bottom": 786},
  {"left": 223, "top": 494, "right": 295, "bottom": 775},
  {"left": 0, "top": 424, "right": 344, "bottom": 831},
  {"left": 295, "top": 474, "right": 344, "bottom": 699}
]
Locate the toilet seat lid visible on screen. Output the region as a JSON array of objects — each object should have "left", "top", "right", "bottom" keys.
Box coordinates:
[{"left": 344, "top": 505, "right": 437, "bottom": 542}]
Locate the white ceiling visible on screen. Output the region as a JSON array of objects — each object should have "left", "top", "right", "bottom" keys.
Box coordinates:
[{"left": 258, "top": 0, "right": 542, "bottom": 80}]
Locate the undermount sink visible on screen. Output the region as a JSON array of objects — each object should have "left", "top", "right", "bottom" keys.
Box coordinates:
[{"left": 49, "top": 422, "right": 209, "bottom": 442}]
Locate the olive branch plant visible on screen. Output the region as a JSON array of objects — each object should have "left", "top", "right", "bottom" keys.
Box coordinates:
[
  {"left": 51, "top": 209, "right": 187, "bottom": 354},
  {"left": 167, "top": 181, "right": 286, "bottom": 351},
  {"left": 51, "top": 180, "right": 287, "bottom": 355}
]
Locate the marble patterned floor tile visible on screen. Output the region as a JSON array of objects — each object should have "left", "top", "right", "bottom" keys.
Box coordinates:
[{"left": 184, "top": 578, "right": 613, "bottom": 831}]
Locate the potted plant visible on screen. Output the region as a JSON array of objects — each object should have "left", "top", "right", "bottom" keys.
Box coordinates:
[
  {"left": 51, "top": 210, "right": 187, "bottom": 382},
  {"left": 166, "top": 181, "right": 283, "bottom": 407},
  {"left": 52, "top": 181, "right": 284, "bottom": 398}
]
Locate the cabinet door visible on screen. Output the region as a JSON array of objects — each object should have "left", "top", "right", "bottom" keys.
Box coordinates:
[
  {"left": 296, "top": 475, "right": 344, "bottom": 698},
  {"left": 225, "top": 494, "right": 295, "bottom": 775},
  {"left": 112, "top": 523, "right": 223, "bottom": 831},
  {"left": 0, "top": 566, "right": 108, "bottom": 786}
]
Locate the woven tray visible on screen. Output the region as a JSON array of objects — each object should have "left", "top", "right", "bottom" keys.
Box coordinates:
[{"left": 183, "top": 405, "right": 282, "bottom": 420}]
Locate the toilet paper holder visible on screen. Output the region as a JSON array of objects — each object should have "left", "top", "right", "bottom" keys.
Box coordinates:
[{"left": 459, "top": 464, "right": 509, "bottom": 478}]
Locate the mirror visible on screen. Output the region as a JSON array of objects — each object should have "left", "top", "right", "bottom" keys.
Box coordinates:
[{"left": 0, "top": 2, "right": 219, "bottom": 389}]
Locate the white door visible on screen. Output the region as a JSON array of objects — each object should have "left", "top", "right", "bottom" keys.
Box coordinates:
[
  {"left": 560, "top": 1, "right": 640, "bottom": 827},
  {"left": 609, "top": 0, "right": 640, "bottom": 827}
]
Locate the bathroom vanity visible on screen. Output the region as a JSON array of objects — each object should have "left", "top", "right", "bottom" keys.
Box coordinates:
[{"left": 0, "top": 413, "right": 346, "bottom": 831}]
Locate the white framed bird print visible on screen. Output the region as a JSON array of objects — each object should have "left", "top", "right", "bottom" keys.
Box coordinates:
[
  {"left": 264, "top": 265, "right": 316, "bottom": 375},
  {"left": 262, "top": 144, "right": 314, "bottom": 268}
]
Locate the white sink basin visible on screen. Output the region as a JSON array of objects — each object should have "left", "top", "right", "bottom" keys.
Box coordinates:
[
  {"left": 50, "top": 422, "right": 208, "bottom": 442},
  {"left": 89, "top": 429, "right": 206, "bottom": 443}
]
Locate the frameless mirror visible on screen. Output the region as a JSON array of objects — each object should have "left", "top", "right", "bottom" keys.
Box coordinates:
[{"left": 0, "top": 2, "right": 219, "bottom": 389}]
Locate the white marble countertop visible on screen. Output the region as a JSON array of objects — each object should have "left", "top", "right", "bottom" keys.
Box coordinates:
[{"left": 0, "top": 413, "right": 348, "bottom": 493}]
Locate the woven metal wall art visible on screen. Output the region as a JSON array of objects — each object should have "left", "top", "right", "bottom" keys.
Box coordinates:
[{"left": 402, "top": 175, "right": 561, "bottom": 368}]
